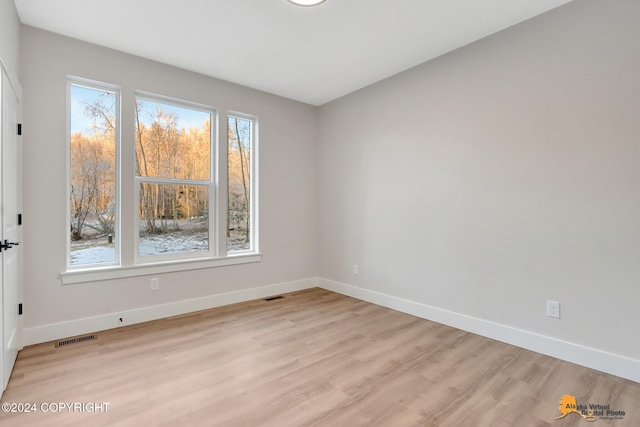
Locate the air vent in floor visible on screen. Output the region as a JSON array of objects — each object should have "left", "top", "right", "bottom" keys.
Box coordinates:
[{"left": 55, "top": 334, "right": 97, "bottom": 348}]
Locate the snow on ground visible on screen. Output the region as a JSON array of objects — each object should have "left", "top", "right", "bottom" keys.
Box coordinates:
[
  {"left": 70, "top": 246, "right": 116, "bottom": 265},
  {"left": 71, "top": 231, "right": 249, "bottom": 265},
  {"left": 139, "top": 232, "right": 208, "bottom": 256}
]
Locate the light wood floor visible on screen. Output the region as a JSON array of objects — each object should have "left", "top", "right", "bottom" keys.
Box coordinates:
[{"left": 1, "top": 288, "right": 638, "bottom": 426}]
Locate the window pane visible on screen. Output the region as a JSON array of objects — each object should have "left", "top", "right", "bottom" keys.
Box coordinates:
[
  {"left": 135, "top": 98, "right": 211, "bottom": 181},
  {"left": 69, "top": 84, "right": 117, "bottom": 266},
  {"left": 138, "top": 183, "right": 209, "bottom": 256},
  {"left": 227, "top": 116, "right": 252, "bottom": 252}
]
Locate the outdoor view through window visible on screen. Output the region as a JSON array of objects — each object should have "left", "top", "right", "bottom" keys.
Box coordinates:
[
  {"left": 227, "top": 116, "right": 252, "bottom": 252},
  {"left": 69, "top": 84, "right": 117, "bottom": 266},
  {"left": 69, "top": 83, "right": 254, "bottom": 268},
  {"left": 135, "top": 96, "right": 212, "bottom": 259}
]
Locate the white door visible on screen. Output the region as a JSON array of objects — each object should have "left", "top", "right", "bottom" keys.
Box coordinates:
[{"left": 1, "top": 68, "right": 21, "bottom": 393}]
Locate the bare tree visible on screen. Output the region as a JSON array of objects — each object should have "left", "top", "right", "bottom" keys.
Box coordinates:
[
  {"left": 69, "top": 91, "right": 116, "bottom": 240},
  {"left": 228, "top": 118, "right": 251, "bottom": 248}
]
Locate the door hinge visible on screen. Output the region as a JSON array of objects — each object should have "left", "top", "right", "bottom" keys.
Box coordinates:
[
  {"left": 18, "top": 303, "right": 23, "bottom": 315},
  {"left": 17, "top": 123, "right": 22, "bottom": 136},
  {"left": 18, "top": 213, "right": 22, "bottom": 225}
]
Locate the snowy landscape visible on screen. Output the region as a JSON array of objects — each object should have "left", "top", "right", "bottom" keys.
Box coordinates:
[{"left": 70, "top": 221, "right": 249, "bottom": 265}]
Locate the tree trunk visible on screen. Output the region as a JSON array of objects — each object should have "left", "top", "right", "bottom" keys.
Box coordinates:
[{"left": 233, "top": 118, "right": 250, "bottom": 243}]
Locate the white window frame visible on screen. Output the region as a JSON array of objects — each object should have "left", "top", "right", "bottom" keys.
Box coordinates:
[
  {"left": 62, "top": 83, "right": 261, "bottom": 285},
  {"left": 66, "top": 77, "right": 121, "bottom": 270},
  {"left": 227, "top": 111, "right": 259, "bottom": 255},
  {"left": 133, "top": 91, "right": 217, "bottom": 264}
]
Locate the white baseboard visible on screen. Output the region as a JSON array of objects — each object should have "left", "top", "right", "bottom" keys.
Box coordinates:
[
  {"left": 318, "top": 278, "right": 640, "bottom": 384},
  {"left": 23, "top": 277, "right": 318, "bottom": 346},
  {"left": 23, "top": 276, "right": 639, "bottom": 383}
]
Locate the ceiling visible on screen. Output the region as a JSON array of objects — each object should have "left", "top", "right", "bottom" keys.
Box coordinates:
[{"left": 15, "top": 0, "right": 574, "bottom": 106}]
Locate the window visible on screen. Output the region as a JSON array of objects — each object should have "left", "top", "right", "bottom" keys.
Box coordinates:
[
  {"left": 66, "top": 79, "right": 260, "bottom": 281},
  {"left": 227, "top": 114, "right": 256, "bottom": 253},
  {"left": 134, "top": 94, "right": 214, "bottom": 262},
  {"left": 68, "top": 81, "right": 119, "bottom": 267}
]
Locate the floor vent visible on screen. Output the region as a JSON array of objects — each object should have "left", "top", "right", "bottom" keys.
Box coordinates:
[
  {"left": 55, "top": 334, "right": 97, "bottom": 348},
  {"left": 264, "top": 295, "right": 284, "bottom": 301}
]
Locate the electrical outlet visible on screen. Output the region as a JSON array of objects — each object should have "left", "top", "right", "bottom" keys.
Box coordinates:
[
  {"left": 353, "top": 264, "right": 359, "bottom": 275},
  {"left": 547, "top": 300, "right": 560, "bottom": 319},
  {"left": 150, "top": 278, "right": 160, "bottom": 291}
]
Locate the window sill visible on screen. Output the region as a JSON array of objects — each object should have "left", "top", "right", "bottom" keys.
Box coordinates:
[{"left": 60, "top": 253, "right": 262, "bottom": 285}]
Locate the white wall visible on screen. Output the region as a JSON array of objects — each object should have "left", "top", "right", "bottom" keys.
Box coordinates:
[
  {"left": 318, "top": 0, "right": 640, "bottom": 378},
  {"left": 0, "top": 0, "right": 20, "bottom": 83},
  {"left": 20, "top": 26, "right": 318, "bottom": 339},
  {"left": 0, "top": 0, "right": 20, "bottom": 90}
]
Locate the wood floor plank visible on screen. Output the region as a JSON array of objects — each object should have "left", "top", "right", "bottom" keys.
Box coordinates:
[{"left": 1, "top": 288, "right": 638, "bottom": 426}]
